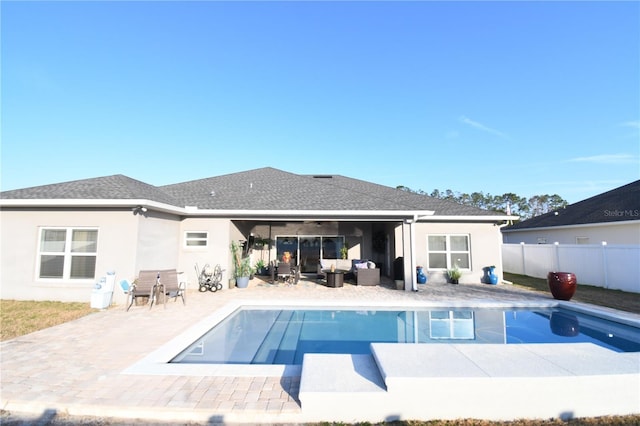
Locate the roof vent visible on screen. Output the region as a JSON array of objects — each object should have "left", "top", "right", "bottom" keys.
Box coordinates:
[
  {"left": 210, "top": 191, "right": 215, "bottom": 197},
  {"left": 313, "top": 175, "right": 333, "bottom": 179}
]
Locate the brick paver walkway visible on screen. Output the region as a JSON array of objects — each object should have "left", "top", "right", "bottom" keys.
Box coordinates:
[{"left": 0, "top": 277, "right": 622, "bottom": 424}]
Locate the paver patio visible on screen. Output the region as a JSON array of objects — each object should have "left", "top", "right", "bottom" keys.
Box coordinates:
[{"left": 1, "top": 277, "right": 637, "bottom": 424}]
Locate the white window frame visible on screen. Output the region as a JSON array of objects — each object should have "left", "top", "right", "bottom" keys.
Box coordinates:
[
  {"left": 184, "top": 231, "right": 209, "bottom": 248},
  {"left": 37, "top": 227, "right": 98, "bottom": 281},
  {"left": 426, "top": 234, "right": 471, "bottom": 270}
]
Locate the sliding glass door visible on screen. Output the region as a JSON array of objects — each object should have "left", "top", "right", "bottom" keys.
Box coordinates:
[
  {"left": 299, "top": 237, "right": 321, "bottom": 273},
  {"left": 276, "top": 235, "right": 345, "bottom": 274}
]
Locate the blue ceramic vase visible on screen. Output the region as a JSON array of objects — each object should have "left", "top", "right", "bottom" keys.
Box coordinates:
[
  {"left": 416, "top": 267, "right": 427, "bottom": 284},
  {"left": 488, "top": 266, "right": 498, "bottom": 285}
]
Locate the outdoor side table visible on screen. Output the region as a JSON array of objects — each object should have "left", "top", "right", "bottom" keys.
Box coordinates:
[{"left": 325, "top": 271, "right": 344, "bottom": 288}]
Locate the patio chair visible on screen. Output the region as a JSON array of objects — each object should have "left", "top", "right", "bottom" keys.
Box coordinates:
[
  {"left": 277, "top": 262, "right": 297, "bottom": 285},
  {"left": 158, "top": 269, "right": 186, "bottom": 307},
  {"left": 126, "top": 270, "right": 160, "bottom": 311}
]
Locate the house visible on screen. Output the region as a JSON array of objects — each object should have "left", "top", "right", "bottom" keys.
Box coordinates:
[
  {"left": 0, "top": 167, "right": 513, "bottom": 304},
  {"left": 501, "top": 180, "right": 640, "bottom": 245}
]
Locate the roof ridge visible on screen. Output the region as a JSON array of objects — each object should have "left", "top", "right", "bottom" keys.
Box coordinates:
[
  {"left": 160, "top": 167, "right": 283, "bottom": 188},
  {"left": 301, "top": 173, "right": 425, "bottom": 210}
]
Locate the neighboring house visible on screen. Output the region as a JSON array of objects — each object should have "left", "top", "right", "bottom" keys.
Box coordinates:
[
  {"left": 0, "top": 167, "right": 513, "bottom": 304},
  {"left": 501, "top": 180, "right": 640, "bottom": 245}
]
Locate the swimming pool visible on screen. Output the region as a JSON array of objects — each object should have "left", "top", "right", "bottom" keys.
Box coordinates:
[{"left": 171, "top": 306, "right": 640, "bottom": 365}]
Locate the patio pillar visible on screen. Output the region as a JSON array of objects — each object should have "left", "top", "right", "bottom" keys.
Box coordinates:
[{"left": 401, "top": 219, "right": 415, "bottom": 291}]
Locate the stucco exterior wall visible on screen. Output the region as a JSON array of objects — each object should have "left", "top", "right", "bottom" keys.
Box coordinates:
[
  {"left": 0, "top": 209, "right": 139, "bottom": 303},
  {"left": 1, "top": 210, "right": 505, "bottom": 302},
  {"left": 134, "top": 211, "right": 181, "bottom": 271},
  {"left": 502, "top": 221, "right": 640, "bottom": 245},
  {"left": 178, "top": 218, "right": 233, "bottom": 290},
  {"left": 414, "top": 222, "right": 503, "bottom": 284}
]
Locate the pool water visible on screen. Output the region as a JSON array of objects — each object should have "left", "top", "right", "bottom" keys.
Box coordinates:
[{"left": 171, "top": 307, "right": 640, "bottom": 365}]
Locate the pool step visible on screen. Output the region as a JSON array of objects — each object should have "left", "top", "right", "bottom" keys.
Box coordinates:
[
  {"left": 299, "top": 343, "right": 640, "bottom": 422},
  {"left": 252, "top": 310, "right": 294, "bottom": 364},
  {"left": 274, "top": 311, "right": 304, "bottom": 364}
]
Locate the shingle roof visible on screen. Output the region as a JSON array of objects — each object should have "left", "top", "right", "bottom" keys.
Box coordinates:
[
  {"left": 160, "top": 167, "right": 495, "bottom": 215},
  {"left": 0, "top": 174, "right": 180, "bottom": 206},
  {"left": 503, "top": 180, "right": 640, "bottom": 231},
  {"left": 314, "top": 174, "right": 496, "bottom": 216},
  {"left": 1, "top": 167, "right": 499, "bottom": 216}
]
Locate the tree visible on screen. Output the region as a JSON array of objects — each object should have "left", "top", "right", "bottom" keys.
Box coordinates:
[
  {"left": 491, "top": 192, "right": 529, "bottom": 217},
  {"left": 397, "top": 186, "right": 567, "bottom": 220},
  {"left": 528, "top": 194, "right": 568, "bottom": 217}
]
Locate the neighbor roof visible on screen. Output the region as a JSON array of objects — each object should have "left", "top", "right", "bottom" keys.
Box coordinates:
[
  {"left": 502, "top": 180, "right": 640, "bottom": 231},
  {"left": 1, "top": 167, "right": 499, "bottom": 217}
]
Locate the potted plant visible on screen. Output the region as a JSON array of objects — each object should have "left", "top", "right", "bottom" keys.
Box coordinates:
[
  {"left": 340, "top": 243, "right": 349, "bottom": 260},
  {"left": 231, "top": 241, "right": 253, "bottom": 288},
  {"left": 447, "top": 265, "right": 462, "bottom": 284},
  {"left": 254, "top": 259, "right": 267, "bottom": 276},
  {"left": 253, "top": 237, "right": 269, "bottom": 250}
]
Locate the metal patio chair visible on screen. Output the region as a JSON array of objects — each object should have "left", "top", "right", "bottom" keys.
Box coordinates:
[
  {"left": 126, "top": 270, "right": 160, "bottom": 311},
  {"left": 158, "top": 269, "right": 186, "bottom": 307}
]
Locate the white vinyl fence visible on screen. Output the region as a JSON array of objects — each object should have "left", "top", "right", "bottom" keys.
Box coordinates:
[{"left": 502, "top": 243, "right": 640, "bottom": 294}]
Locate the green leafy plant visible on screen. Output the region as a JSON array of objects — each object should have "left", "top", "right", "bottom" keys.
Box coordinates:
[
  {"left": 253, "top": 237, "right": 269, "bottom": 249},
  {"left": 340, "top": 243, "right": 349, "bottom": 260},
  {"left": 231, "top": 241, "right": 253, "bottom": 278},
  {"left": 254, "top": 259, "right": 266, "bottom": 270},
  {"left": 447, "top": 265, "right": 462, "bottom": 281}
]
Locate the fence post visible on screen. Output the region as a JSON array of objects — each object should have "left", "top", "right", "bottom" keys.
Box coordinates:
[
  {"left": 602, "top": 241, "right": 609, "bottom": 289},
  {"left": 520, "top": 242, "right": 526, "bottom": 276}
]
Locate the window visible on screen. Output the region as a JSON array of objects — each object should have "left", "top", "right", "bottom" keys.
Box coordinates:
[
  {"left": 321, "top": 236, "right": 345, "bottom": 259},
  {"left": 429, "top": 310, "right": 475, "bottom": 339},
  {"left": 185, "top": 231, "right": 208, "bottom": 247},
  {"left": 274, "top": 235, "right": 345, "bottom": 265},
  {"left": 38, "top": 228, "right": 98, "bottom": 280},
  {"left": 427, "top": 234, "right": 470, "bottom": 270}
]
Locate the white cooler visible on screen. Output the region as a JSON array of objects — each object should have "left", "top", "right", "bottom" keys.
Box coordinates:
[{"left": 90, "top": 271, "right": 116, "bottom": 309}]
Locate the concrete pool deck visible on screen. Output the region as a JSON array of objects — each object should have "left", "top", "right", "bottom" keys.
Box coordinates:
[{"left": 1, "top": 277, "right": 639, "bottom": 424}]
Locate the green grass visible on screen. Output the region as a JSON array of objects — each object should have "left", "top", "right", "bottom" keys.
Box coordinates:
[
  {"left": 504, "top": 272, "right": 640, "bottom": 314},
  {"left": 0, "top": 300, "right": 95, "bottom": 341}
]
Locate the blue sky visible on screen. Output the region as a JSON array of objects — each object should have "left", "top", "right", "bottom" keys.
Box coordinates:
[{"left": 2, "top": 1, "right": 638, "bottom": 204}]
